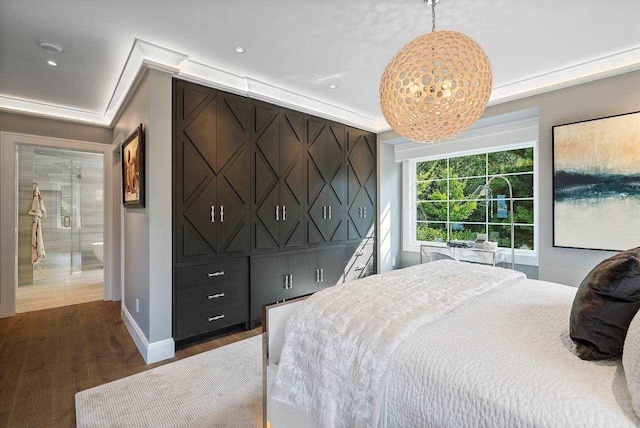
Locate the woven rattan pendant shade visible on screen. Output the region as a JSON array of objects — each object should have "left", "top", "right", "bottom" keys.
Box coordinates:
[{"left": 379, "top": 30, "right": 492, "bottom": 143}]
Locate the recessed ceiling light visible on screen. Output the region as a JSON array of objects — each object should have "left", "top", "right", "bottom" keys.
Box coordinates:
[
  {"left": 329, "top": 84, "right": 337, "bottom": 89},
  {"left": 235, "top": 46, "right": 245, "bottom": 54},
  {"left": 39, "top": 40, "right": 63, "bottom": 53},
  {"left": 48, "top": 60, "right": 57, "bottom": 67}
]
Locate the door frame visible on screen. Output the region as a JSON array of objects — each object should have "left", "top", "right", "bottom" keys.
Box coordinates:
[{"left": 0, "top": 131, "right": 116, "bottom": 317}]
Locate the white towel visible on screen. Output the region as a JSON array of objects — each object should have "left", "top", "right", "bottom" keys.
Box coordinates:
[{"left": 28, "top": 186, "right": 47, "bottom": 265}]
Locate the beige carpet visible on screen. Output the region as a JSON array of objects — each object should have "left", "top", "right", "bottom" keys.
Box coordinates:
[{"left": 76, "top": 336, "right": 262, "bottom": 427}]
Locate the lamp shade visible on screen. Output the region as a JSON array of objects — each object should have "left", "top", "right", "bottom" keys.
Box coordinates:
[{"left": 380, "top": 30, "right": 492, "bottom": 143}]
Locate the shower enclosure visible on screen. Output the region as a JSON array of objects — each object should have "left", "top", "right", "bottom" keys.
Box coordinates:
[{"left": 16, "top": 145, "right": 104, "bottom": 312}]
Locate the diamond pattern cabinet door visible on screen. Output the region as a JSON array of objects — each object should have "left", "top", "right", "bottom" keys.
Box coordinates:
[
  {"left": 346, "top": 127, "right": 376, "bottom": 244},
  {"left": 173, "top": 80, "right": 219, "bottom": 263},
  {"left": 304, "top": 116, "right": 346, "bottom": 247},
  {"left": 326, "top": 123, "right": 346, "bottom": 245},
  {"left": 279, "top": 109, "right": 305, "bottom": 251},
  {"left": 305, "top": 116, "right": 328, "bottom": 247},
  {"left": 251, "top": 100, "right": 281, "bottom": 254},
  {"left": 215, "top": 91, "right": 250, "bottom": 258}
]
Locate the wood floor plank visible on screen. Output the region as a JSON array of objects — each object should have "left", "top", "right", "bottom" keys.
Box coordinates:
[{"left": 6, "top": 372, "right": 53, "bottom": 428}]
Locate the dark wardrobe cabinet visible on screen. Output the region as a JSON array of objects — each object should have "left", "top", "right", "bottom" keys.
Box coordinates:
[
  {"left": 251, "top": 101, "right": 305, "bottom": 254},
  {"left": 173, "top": 79, "right": 378, "bottom": 343}
]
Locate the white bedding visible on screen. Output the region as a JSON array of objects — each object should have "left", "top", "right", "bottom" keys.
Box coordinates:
[
  {"left": 381, "top": 278, "right": 640, "bottom": 427},
  {"left": 271, "top": 261, "right": 525, "bottom": 427},
  {"left": 271, "top": 261, "right": 640, "bottom": 428}
]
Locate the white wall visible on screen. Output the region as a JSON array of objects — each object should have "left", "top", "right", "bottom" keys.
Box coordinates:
[
  {"left": 112, "top": 68, "right": 174, "bottom": 362},
  {"left": 377, "top": 141, "right": 402, "bottom": 273},
  {"left": 113, "top": 73, "right": 151, "bottom": 336}
]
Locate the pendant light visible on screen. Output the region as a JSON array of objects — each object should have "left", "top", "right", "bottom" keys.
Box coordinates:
[{"left": 379, "top": 0, "right": 492, "bottom": 143}]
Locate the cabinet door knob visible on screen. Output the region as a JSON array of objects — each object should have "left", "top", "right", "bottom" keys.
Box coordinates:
[
  {"left": 283, "top": 205, "right": 286, "bottom": 221},
  {"left": 207, "top": 293, "right": 225, "bottom": 299},
  {"left": 276, "top": 205, "right": 279, "bottom": 221},
  {"left": 211, "top": 206, "right": 215, "bottom": 223},
  {"left": 208, "top": 314, "right": 225, "bottom": 322},
  {"left": 220, "top": 205, "right": 224, "bottom": 223},
  {"left": 208, "top": 271, "right": 225, "bottom": 277}
]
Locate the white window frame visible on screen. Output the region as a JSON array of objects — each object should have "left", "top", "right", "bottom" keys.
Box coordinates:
[{"left": 402, "top": 141, "right": 539, "bottom": 266}]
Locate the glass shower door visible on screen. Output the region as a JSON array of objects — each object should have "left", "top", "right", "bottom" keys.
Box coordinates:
[{"left": 70, "top": 159, "right": 83, "bottom": 274}]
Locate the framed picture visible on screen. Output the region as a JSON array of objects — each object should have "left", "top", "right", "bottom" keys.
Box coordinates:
[
  {"left": 122, "top": 124, "right": 145, "bottom": 207},
  {"left": 552, "top": 111, "right": 640, "bottom": 251}
]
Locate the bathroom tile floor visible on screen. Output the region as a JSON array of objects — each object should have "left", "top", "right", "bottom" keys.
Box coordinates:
[{"left": 16, "top": 269, "right": 104, "bottom": 313}]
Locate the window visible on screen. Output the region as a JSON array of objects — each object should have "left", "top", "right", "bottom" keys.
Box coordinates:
[{"left": 413, "top": 146, "right": 535, "bottom": 253}]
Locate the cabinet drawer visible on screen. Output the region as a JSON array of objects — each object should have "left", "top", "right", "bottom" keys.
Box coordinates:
[
  {"left": 345, "top": 241, "right": 373, "bottom": 266},
  {"left": 175, "top": 281, "right": 249, "bottom": 314},
  {"left": 345, "top": 241, "right": 374, "bottom": 282},
  {"left": 175, "top": 258, "right": 248, "bottom": 291},
  {"left": 175, "top": 300, "right": 249, "bottom": 340}
]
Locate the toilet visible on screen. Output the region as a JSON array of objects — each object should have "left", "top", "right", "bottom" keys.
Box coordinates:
[{"left": 92, "top": 242, "right": 104, "bottom": 263}]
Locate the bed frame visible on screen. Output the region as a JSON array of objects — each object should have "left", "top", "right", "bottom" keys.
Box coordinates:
[{"left": 262, "top": 297, "right": 315, "bottom": 428}]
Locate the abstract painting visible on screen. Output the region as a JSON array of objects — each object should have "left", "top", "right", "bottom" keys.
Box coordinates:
[
  {"left": 553, "top": 111, "right": 640, "bottom": 251},
  {"left": 122, "top": 124, "right": 145, "bottom": 207}
]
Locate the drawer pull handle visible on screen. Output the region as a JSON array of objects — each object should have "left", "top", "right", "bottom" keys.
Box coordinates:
[
  {"left": 208, "top": 315, "right": 225, "bottom": 322},
  {"left": 355, "top": 251, "right": 364, "bottom": 256},
  {"left": 208, "top": 271, "right": 225, "bottom": 277},
  {"left": 207, "top": 293, "right": 225, "bottom": 299},
  {"left": 355, "top": 265, "right": 365, "bottom": 271}
]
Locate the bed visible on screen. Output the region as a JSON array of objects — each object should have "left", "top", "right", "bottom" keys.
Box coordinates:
[{"left": 263, "top": 260, "right": 640, "bottom": 428}]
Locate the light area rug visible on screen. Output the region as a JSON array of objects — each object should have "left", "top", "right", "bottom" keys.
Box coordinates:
[{"left": 75, "top": 335, "right": 262, "bottom": 427}]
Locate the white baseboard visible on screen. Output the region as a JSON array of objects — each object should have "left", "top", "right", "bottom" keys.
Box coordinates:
[
  {"left": 0, "top": 303, "right": 14, "bottom": 319},
  {"left": 122, "top": 305, "right": 175, "bottom": 364}
]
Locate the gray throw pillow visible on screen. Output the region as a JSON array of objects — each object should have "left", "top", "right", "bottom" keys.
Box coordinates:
[{"left": 570, "top": 247, "right": 640, "bottom": 360}]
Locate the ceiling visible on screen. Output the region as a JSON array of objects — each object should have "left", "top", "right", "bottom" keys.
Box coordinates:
[{"left": 1, "top": 0, "right": 640, "bottom": 131}]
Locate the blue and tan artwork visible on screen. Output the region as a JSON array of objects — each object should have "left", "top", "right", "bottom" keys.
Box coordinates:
[{"left": 553, "top": 111, "right": 640, "bottom": 251}]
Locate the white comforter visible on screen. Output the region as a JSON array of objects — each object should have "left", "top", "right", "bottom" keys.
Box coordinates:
[
  {"left": 271, "top": 260, "right": 525, "bottom": 427},
  {"left": 381, "top": 278, "right": 639, "bottom": 427}
]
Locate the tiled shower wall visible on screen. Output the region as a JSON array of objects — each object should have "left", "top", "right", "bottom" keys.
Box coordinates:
[{"left": 17, "top": 146, "right": 103, "bottom": 285}]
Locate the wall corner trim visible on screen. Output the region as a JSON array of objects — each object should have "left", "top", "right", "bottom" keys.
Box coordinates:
[{"left": 122, "top": 305, "right": 175, "bottom": 364}]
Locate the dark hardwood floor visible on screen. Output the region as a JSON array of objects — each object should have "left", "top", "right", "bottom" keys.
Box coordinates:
[{"left": 0, "top": 301, "right": 261, "bottom": 427}]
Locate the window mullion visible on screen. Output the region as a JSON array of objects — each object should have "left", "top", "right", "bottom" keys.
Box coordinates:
[{"left": 446, "top": 157, "right": 450, "bottom": 242}]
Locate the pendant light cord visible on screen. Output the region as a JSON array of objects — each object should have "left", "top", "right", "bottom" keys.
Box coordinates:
[
  {"left": 424, "top": 0, "right": 437, "bottom": 32},
  {"left": 432, "top": 0, "right": 436, "bottom": 32}
]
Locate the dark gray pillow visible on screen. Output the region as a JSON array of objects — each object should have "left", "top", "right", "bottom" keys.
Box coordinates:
[{"left": 570, "top": 247, "right": 640, "bottom": 360}]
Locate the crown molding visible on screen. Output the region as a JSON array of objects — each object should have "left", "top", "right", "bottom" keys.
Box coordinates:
[
  {"left": 0, "top": 39, "right": 383, "bottom": 132},
  {"left": 0, "top": 39, "right": 639, "bottom": 133},
  {"left": 488, "top": 45, "right": 640, "bottom": 106}
]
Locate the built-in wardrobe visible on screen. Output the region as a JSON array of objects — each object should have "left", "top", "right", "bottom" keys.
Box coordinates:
[{"left": 172, "top": 79, "right": 377, "bottom": 345}]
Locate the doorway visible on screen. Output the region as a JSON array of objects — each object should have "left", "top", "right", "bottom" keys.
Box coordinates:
[{"left": 15, "top": 145, "right": 104, "bottom": 313}]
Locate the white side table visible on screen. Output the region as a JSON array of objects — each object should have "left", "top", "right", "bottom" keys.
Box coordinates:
[{"left": 420, "top": 244, "right": 506, "bottom": 267}]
